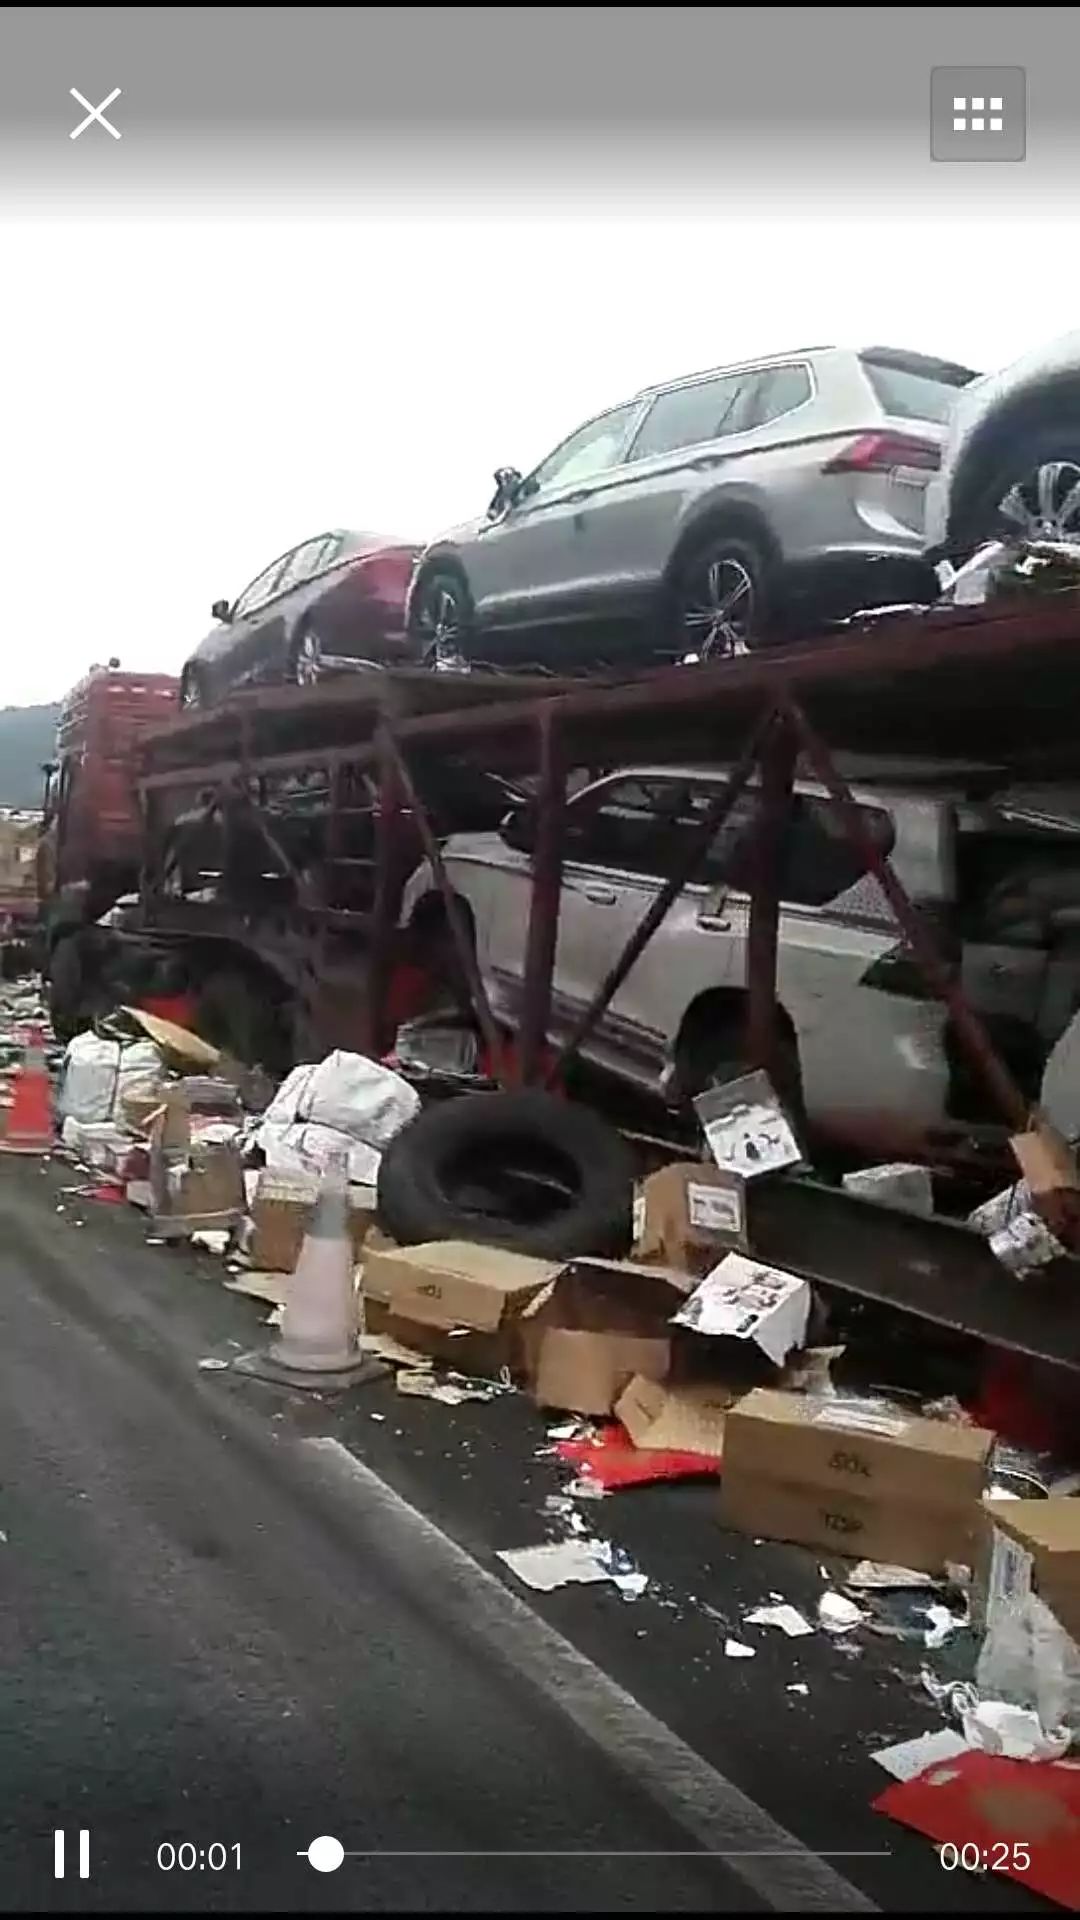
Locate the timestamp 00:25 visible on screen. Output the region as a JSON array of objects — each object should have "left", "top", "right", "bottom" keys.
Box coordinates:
[
  {"left": 940, "top": 1841, "right": 1030, "bottom": 1874},
  {"left": 157, "top": 1843, "right": 241, "bottom": 1872}
]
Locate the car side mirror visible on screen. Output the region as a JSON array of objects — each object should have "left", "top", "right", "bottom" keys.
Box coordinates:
[
  {"left": 211, "top": 598, "right": 232, "bottom": 623},
  {"left": 500, "top": 803, "right": 535, "bottom": 855},
  {"left": 488, "top": 466, "right": 523, "bottom": 517}
]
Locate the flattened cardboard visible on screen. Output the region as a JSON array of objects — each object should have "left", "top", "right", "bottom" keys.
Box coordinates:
[
  {"left": 521, "top": 1257, "right": 691, "bottom": 1418},
  {"left": 615, "top": 1374, "right": 734, "bottom": 1456},
  {"left": 719, "top": 1389, "right": 993, "bottom": 1574},
  {"left": 632, "top": 1162, "right": 748, "bottom": 1276}
]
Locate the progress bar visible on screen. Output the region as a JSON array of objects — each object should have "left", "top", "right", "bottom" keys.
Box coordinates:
[{"left": 298, "top": 1837, "right": 890, "bottom": 1871}]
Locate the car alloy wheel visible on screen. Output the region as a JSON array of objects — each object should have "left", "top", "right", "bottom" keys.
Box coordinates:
[
  {"left": 293, "top": 629, "right": 323, "bottom": 687},
  {"left": 998, "top": 459, "right": 1080, "bottom": 542},
  {"left": 680, "top": 555, "right": 756, "bottom": 661},
  {"left": 180, "top": 667, "right": 204, "bottom": 710},
  {"left": 416, "top": 579, "right": 471, "bottom": 674}
]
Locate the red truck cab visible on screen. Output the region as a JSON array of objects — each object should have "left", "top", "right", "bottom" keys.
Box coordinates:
[{"left": 40, "top": 665, "right": 179, "bottom": 927}]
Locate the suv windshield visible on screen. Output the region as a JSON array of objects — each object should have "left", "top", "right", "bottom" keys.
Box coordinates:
[{"left": 859, "top": 349, "right": 979, "bottom": 425}]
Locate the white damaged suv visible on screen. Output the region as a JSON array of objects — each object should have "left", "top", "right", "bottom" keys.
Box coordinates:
[{"left": 400, "top": 765, "right": 1080, "bottom": 1134}]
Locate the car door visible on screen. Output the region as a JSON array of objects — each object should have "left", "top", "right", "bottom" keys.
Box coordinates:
[
  {"left": 569, "top": 371, "right": 765, "bottom": 596},
  {"left": 695, "top": 780, "right": 952, "bottom": 1128},
  {"left": 221, "top": 548, "right": 299, "bottom": 688},
  {"left": 247, "top": 536, "right": 334, "bottom": 681},
  {"left": 465, "top": 400, "right": 646, "bottom": 631},
  {"left": 492, "top": 773, "right": 739, "bottom": 1085}
]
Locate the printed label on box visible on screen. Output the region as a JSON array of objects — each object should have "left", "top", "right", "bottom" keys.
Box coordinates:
[
  {"left": 687, "top": 1181, "right": 743, "bottom": 1235},
  {"left": 986, "top": 1524, "right": 1034, "bottom": 1626},
  {"left": 806, "top": 1400, "right": 909, "bottom": 1439}
]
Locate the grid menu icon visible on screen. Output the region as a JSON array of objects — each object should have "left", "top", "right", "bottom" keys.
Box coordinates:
[{"left": 931, "top": 67, "right": 1025, "bottom": 161}]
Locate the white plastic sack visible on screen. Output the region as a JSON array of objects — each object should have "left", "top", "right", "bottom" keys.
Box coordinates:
[
  {"left": 254, "top": 1051, "right": 419, "bottom": 1187},
  {"left": 975, "top": 1590, "right": 1080, "bottom": 1748},
  {"left": 58, "top": 1033, "right": 163, "bottom": 1126}
]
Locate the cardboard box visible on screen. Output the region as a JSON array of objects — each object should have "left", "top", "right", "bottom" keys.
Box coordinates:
[
  {"left": 632, "top": 1162, "right": 748, "bottom": 1276},
  {"left": 521, "top": 1258, "right": 692, "bottom": 1417},
  {"left": 148, "top": 1094, "right": 245, "bottom": 1239},
  {"left": 1009, "top": 1118, "right": 1080, "bottom": 1243},
  {"left": 719, "top": 1389, "right": 993, "bottom": 1574},
  {"left": 249, "top": 1172, "right": 376, "bottom": 1272},
  {"left": 362, "top": 1240, "right": 559, "bottom": 1376},
  {"left": 615, "top": 1374, "right": 734, "bottom": 1456},
  {"left": 983, "top": 1498, "right": 1080, "bottom": 1643}
]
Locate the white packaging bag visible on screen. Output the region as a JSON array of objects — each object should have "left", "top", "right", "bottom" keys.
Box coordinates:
[{"left": 58, "top": 1033, "right": 164, "bottom": 1126}]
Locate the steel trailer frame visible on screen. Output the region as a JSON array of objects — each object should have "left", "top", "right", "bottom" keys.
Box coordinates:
[{"left": 129, "top": 592, "right": 1080, "bottom": 1370}]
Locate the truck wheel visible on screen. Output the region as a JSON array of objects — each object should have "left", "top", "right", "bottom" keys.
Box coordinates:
[
  {"left": 376, "top": 1088, "right": 635, "bottom": 1257},
  {"left": 674, "top": 1004, "right": 806, "bottom": 1127}
]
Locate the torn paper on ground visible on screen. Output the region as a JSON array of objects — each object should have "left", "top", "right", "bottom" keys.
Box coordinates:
[
  {"left": 744, "top": 1602, "right": 814, "bottom": 1638},
  {"left": 845, "top": 1560, "right": 938, "bottom": 1591},
  {"left": 818, "top": 1591, "right": 865, "bottom": 1633},
  {"left": 961, "top": 1699, "right": 1072, "bottom": 1763},
  {"left": 673, "top": 1252, "right": 810, "bottom": 1366},
  {"left": 871, "top": 1728, "right": 969, "bottom": 1782},
  {"left": 725, "top": 1639, "right": 756, "bottom": 1659}
]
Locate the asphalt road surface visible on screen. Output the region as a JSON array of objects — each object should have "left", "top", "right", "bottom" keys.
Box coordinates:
[{"left": 0, "top": 1161, "right": 1045, "bottom": 1916}]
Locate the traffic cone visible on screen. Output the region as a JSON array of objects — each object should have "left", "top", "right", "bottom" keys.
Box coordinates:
[
  {"left": 236, "top": 1157, "right": 378, "bottom": 1391},
  {"left": 1, "top": 1023, "right": 55, "bottom": 1155}
]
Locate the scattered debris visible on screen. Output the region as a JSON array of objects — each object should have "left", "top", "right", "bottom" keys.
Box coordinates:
[
  {"left": 196, "top": 1357, "right": 230, "bottom": 1372},
  {"left": 818, "top": 1591, "right": 865, "bottom": 1634},
  {"left": 871, "top": 1728, "right": 969, "bottom": 1782},
  {"left": 786, "top": 1682, "right": 809, "bottom": 1696},
  {"left": 846, "top": 1559, "right": 939, "bottom": 1592},
  {"left": 725, "top": 1638, "right": 756, "bottom": 1659},
  {"left": 744, "top": 1602, "right": 814, "bottom": 1639},
  {"left": 497, "top": 1541, "right": 614, "bottom": 1593},
  {"left": 960, "top": 1698, "right": 1072, "bottom": 1763}
]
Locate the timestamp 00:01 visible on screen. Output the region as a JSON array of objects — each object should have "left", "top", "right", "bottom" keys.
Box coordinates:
[
  {"left": 940, "top": 1841, "right": 1030, "bottom": 1874},
  {"left": 157, "top": 1843, "right": 241, "bottom": 1872}
]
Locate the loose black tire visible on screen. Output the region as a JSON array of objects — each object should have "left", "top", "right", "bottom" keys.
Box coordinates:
[{"left": 376, "top": 1088, "right": 635, "bottom": 1258}]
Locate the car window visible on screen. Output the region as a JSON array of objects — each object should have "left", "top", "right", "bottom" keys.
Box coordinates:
[
  {"left": 527, "top": 403, "right": 642, "bottom": 496},
  {"left": 625, "top": 373, "right": 756, "bottom": 463},
  {"left": 276, "top": 538, "right": 331, "bottom": 595},
  {"left": 859, "top": 351, "right": 977, "bottom": 426},
  {"left": 234, "top": 554, "right": 291, "bottom": 618},
  {"left": 564, "top": 776, "right": 687, "bottom": 877},
  {"left": 744, "top": 364, "right": 813, "bottom": 429},
  {"left": 688, "top": 786, "right": 896, "bottom": 906}
]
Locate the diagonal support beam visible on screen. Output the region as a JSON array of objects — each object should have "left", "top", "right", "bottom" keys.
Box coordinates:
[
  {"left": 784, "top": 694, "right": 1029, "bottom": 1131},
  {"left": 548, "top": 705, "right": 780, "bottom": 1084},
  {"left": 385, "top": 730, "right": 508, "bottom": 1086},
  {"left": 518, "top": 709, "right": 567, "bottom": 1086}
]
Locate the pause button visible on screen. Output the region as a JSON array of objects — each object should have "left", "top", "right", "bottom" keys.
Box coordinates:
[{"left": 54, "top": 1830, "right": 90, "bottom": 1879}]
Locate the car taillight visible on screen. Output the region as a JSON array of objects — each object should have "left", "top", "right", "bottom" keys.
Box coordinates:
[{"left": 824, "top": 432, "right": 941, "bottom": 475}]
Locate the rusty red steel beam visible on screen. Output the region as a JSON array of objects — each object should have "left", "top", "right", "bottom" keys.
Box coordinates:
[
  {"left": 745, "top": 717, "right": 796, "bottom": 1079},
  {"left": 364, "top": 729, "right": 407, "bottom": 1056},
  {"left": 517, "top": 708, "right": 568, "bottom": 1086},
  {"left": 384, "top": 729, "right": 508, "bottom": 1086},
  {"left": 784, "top": 694, "right": 1031, "bottom": 1132},
  {"left": 548, "top": 707, "right": 779, "bottom": 1084}
]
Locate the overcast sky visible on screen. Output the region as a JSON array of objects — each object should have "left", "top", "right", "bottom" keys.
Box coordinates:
[{"left": 0, "top": 6, "right": 1074, "bottom": 708}]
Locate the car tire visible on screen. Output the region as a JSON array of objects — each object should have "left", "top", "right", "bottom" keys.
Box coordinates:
[
  {"left": 375, "top": 1088, "right": 635, "bottom": 1258},
  {"left": 670, "top": 533, "right": 774, "bottom": 661},
  {"left": 955, "top": 421, "right": 1080, "bottom": 552},
  {"left": 407, "top": 567, "right": 476, "bottom": 672},
  {"left": 179, "top": 664, "right": 208, "bottom": 711}
]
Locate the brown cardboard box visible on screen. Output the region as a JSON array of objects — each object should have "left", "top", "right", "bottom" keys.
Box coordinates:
[
  {"left": 148, "top": 1095, "right": 245, "bottom": 1238},
  {"left": 632, "top": 1162, "right": 748, "bottom": 1276},
  {"left": 615, "top": 1373, "right": 735, "bottom": 1456},
  {"left": 362, "top": 1241, "right": 559, "bottom": 1376},
  {"left": 719, "top": 1389, "right": 993, "bottom": 1574},
  {"left": 521, "top": 1258, "right": 692, "bottom": 1417},
  {"left": 249, "top": 1172, "right": 376, "bottom": 1272},
  {"left": 983, "top": 1498, "right": 1080, "bottom": 1643}
]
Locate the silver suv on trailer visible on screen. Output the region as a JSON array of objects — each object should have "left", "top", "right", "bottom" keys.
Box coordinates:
[
  {"left": 406, "top": 346, "right": 977, "bottom": 672},
  {"left": 400, "top": 766, "right": 1080, "bottom": 1136}
]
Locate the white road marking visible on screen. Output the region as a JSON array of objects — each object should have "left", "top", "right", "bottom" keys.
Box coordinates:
[{"left": 302, "top": 1436, "right": 878, "bottom": 1913}]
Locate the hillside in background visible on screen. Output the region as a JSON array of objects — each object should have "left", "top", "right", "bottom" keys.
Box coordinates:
[{"left": 0, "top": 703, "right": 60, "bottom": 808}]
